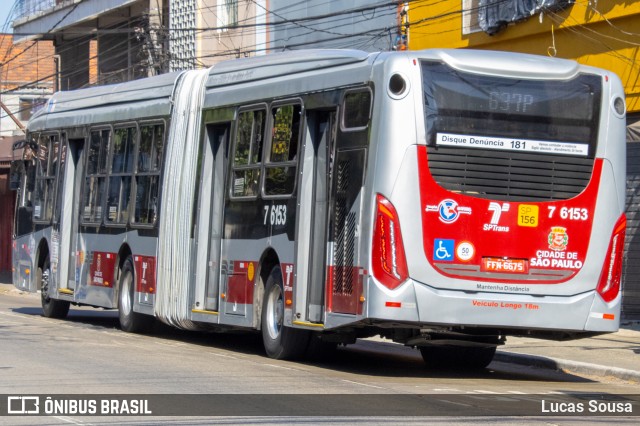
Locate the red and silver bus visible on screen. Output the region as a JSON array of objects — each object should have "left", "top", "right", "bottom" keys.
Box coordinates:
[{"left": 11, "top": 49, "right": 627, "bottom": 368}]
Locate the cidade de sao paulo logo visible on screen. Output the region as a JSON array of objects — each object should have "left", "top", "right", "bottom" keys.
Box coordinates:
[
  {"left": 548, "top": 226, "right": 569, "bottom": 251},
  {"left": 530, "top": 226, "right": 582, "bottom": 269}
]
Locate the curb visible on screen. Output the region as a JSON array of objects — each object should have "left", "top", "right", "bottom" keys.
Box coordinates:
[{"left": 495, "top": 351, "right": 640, "bottom": 382}]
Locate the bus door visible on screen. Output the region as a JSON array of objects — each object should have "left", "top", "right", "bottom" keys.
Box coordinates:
[
  {"left": 295, "top": 110, "right": 335, "bottom": 322},
  {"left": 325, "top": 89, "right": 371, "bottom": 315},
  {"left": 194, "top": 121, "right": 230, "bottom": 313},
  {"left": 60, "top": 137, "right": 85, "bottom": 292}
]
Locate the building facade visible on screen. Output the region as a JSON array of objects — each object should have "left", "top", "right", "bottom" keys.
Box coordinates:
[
  {"left": 13, "top": 0, "right": 166, "bottom": 88},
  {"left": 266, "top": 1, "right": 399, "bottom": 52},
  {"left": 0, "top": 34, "right": 56, "bottom": 271}
]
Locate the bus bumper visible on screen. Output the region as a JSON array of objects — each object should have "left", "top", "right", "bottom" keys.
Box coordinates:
[{"left": 366, "top": 278, "right": 621, "bottom": 334}]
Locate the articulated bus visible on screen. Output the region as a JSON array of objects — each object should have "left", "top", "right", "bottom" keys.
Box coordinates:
[{"left": 11, "top": 49, "right": 627, "bottom": 368}]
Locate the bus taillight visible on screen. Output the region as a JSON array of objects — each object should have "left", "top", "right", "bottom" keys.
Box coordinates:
[
  {"left": 596, "top": 214, "right": 626, "bottom": 303},
  {"left": 372, "top": 194, "right": 408, "bottom": 290}
]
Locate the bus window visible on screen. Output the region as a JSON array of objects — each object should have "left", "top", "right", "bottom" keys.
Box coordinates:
[
  {"left": 231, "top": 109, "right": 266, "bottom": 198},
  {"left": 134, "top": 123, "right": 165, "bottom": 225},
  {"left": 53, "top": 142, "right": 67, "bottom": 225},
  {"left": 106, "top": 127, "right": 136, "bottom": 224},
  {"left": 82, "top": 129, "right": 110, "bottom": 223},
  {"left": 33, "top": 134, "right": 59, "bottom": 222},
  {"left": 341, "top": 90, "right": 372, "bottom": 130},
  {"left": 264, "top": 103, "right": 301, "bottom": 196}
]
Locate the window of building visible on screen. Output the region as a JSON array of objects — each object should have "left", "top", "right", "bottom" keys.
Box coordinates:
[
  {"left": 462, "top": 0, "right": 482, "bottom": 35},
  {"left": 217, "top": 0, "right": 239, "bottom": 31},
  {"left": 19, "top": 97, "right": 47, "bottom": 122},
  {"left": 134, "top": 123, "right": 165, "bottom": 225}
]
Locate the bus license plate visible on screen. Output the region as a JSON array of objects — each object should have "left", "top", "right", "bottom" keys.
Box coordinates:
[{"left": 481, "top": 257, "right": 528, "bottom": 274}]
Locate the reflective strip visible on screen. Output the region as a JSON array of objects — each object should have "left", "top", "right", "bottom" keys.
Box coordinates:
[
  {"left": 590, "top": 312, "right": 615, "bottom": 320},
  {"left": 191, "top": 309, "right": 219, "bottom": 316},
  {"left": 292, "top": 320, "right": 325, "bottom": 328}
]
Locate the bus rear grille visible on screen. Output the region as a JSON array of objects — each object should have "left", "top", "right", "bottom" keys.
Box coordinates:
[{"left": 426, "top": 146, "right": 595, "bottom": 201}]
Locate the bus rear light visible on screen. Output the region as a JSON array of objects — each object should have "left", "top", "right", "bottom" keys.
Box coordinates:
[
  {"left": 372, "top": 194, "right": 408, "bottom": 290},
  {"left": 596, "top": 214, "right": 626, "bottom": 303}
]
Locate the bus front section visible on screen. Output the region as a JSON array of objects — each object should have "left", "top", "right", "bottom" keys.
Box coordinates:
[{"left": 366, "top": 50, "right": 626, "bottom": 365}]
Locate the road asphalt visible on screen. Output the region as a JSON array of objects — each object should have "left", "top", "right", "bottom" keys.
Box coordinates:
[{"left": 1, "top": 271, "right": 638, "bottom": 383}]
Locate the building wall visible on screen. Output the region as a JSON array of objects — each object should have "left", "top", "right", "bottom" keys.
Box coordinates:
[
  {"left": 268, "top": 0, "right": 398, "bottom": 52},
  {"left": 407, "top": 1, "right": 640, "bottom": 114},
  {"left": 197, "top": 0, "right": 260, "bottom": 64},
  {"left": 0, "top": 35, "right": 55, "bottom": 137},
  {"left": 1, "top": 35, "right": 54, "bottom": 272}
]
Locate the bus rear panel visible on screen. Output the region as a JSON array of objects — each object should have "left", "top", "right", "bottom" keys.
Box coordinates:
[{"left": 366, "top": 50, "right": 625, "bottom": 340}]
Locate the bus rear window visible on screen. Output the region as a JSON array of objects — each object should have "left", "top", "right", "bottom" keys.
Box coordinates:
[{"left": 421, "top": 61, "right": 602, "bottom": 157}]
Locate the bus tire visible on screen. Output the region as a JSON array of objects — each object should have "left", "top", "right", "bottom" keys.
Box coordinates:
[
  {"left": 419, "top": 345, "right": 496, "bottom": 370},
  {"left": 40, "top": 257, "right": 70, "bottom": 319},
  {"left": 118, "top": 256, "right": 154, "bottom": 333},
  {"left": 261, "top": 266, "right": 309, "bottom": 360}
]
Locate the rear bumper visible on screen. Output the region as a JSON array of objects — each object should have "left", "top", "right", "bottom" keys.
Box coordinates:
[{"left": 365, "top": 277, "right": 621, "bottom": 334}]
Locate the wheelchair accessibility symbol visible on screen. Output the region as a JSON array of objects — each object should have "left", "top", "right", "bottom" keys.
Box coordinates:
[{"left": 434, "top": 239, "right": 454, "bottom": 261}]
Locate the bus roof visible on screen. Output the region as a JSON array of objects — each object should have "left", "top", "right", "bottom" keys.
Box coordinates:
[
  {"left": 27, "top": 50, "right": 374, "bottom": 132},
  {"left": 28, "top": 71, "right": 183, "bottom": 131},
  {"left": 205, "top": 49, "right": 372, "bottom": 89}
]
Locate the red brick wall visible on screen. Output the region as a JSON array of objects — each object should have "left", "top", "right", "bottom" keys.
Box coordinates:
[
  {"left": 0, "top": 35, "right": 55, "bottom": 92},
  {"left": 89, "top": 39, "right": 98, "bottom": 85}
]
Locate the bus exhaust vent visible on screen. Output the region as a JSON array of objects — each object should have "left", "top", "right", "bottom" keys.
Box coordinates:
[
  {"left": 332, "top": 159, "right": 356, "bottom": 296},
  {"left": 426, "top": 146, "right": 594, "bottom": 201}
]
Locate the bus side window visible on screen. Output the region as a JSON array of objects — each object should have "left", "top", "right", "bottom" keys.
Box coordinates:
[
  {"left": 106, "top": 126, "right": 136, "bottom": 224},
  {"left": 341, "top": 90, "right": 372, "bottom": 131},
  {"left": 264, "top": 103, "right": 301, "bottom": 196},
  {"left": 32, "top": 134, "right": 59, "bottom": 222},
  {"left": 12, "top": 148, "right": 35, "bottom": 237},
  {"left": 82, "top": 129, "right": 110, "bottom": 224},
  {"left": 133, "top": 123, "right": 164, "bottom": 225},
  {"left": 231, "top": 109, "right": 265, "bottom": 198}
]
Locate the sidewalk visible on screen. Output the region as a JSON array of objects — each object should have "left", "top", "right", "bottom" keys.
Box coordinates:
[
  {"left": 495, "top": 325, "right": 640, "bottom": 382},
  {"left": 0, "top": 271, "right": 638, "bottom": 381}
]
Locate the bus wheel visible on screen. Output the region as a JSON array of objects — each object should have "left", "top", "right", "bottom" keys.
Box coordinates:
[
  {"left": 118, "top": 256, "right": 154, "bottom": 333},
  {"left": 261, "top": 266, "right": 309, "bottom": 360},
  {"left": 419, "top": 345, "right": 496, "bottom": 370},
  {"left": 40, "top": 257, "right": 70, "bottom": 319}
]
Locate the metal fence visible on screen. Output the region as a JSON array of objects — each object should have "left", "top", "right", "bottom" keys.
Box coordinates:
[{"left": 15, "top": 0, "right": 58, "bottom": 20}]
